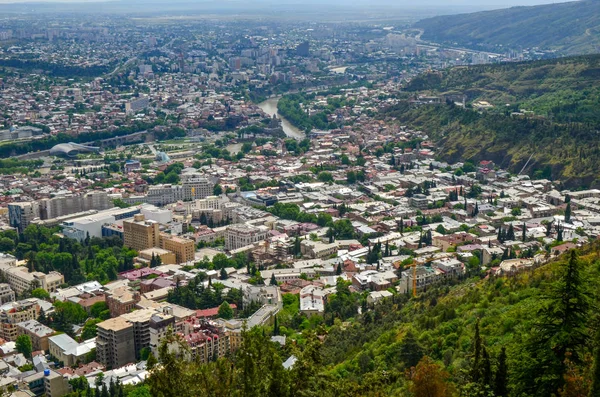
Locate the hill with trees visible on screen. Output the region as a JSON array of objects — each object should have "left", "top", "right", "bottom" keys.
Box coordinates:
[
  {"left": 415, "top": 0, "right": 600, "bottom": 55},
  {"left": 384, "top": 55, "right": 600, "bottom": 187}
]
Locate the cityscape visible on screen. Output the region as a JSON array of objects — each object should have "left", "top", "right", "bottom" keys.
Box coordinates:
[{"left": 0, "top": 1, "right": 597, "bottom": 396}]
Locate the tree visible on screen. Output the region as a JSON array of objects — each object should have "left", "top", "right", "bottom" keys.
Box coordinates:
[
  {"left": 410, "top": 356, "right": 453, "bottom": 397},
  {"left": 273, "top": 315, "right": 280, "bottom": 336},
  {"left": 506, "top": 224, "right": 515, "bottom": 241},
  {"left": 471, "top": 319, "right": 482, "bottom": 383},
  {"left": 565, "top": 202, "right": 572, "bottom": 223},
  {"left": 0, "top": 237, "right": 15, "bottom": 252},
  {"left": 399, "top": 329, "right": 424, "bottom": 368},
  {"left": 213, "top": 184, "right": 223, "bottom": 196},
  {"left": 336, "top": 263, "right": 342, "bottom": 275},
  {"left": 522, "top": 223, "right": 527, "bottom": 242},
  {"left": 218, "top": 301, "right": 234, "bottom": 320},
  {"left": 140, "top": 347, "right": 151, "bottom": 361},
  {"left": 146, "top": 352, "right": 158, "bottom": 369},
  {"left": 346, "top": 170, "right": 356, "bottom": 184},
  {"left": 482, "top": 346, "right": 493, "bottom": 389},
  {"left": 220, "top": 268, "right": 228, "bottom": 280},
  {"left": 31, "top": 288, "right": 50, "bottom": 300},
  {"left": 270, "top": 273, "right": 277, "bottom": 286},
  {"left": 16, "top": 334, "right": 32, "bottom": 358},
  {"left": 524, "top": 250, "right": 590, "bottom": 396},
  {"left": 495, "top": 347, "right": 509, "bottom": 397}
]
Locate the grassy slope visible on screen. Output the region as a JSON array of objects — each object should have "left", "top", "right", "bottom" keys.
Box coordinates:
[{"left": 415, "top": 0, "right": 600, "bottom": 55}]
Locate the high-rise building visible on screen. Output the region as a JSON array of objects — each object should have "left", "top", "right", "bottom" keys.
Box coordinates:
[
  {"left": 8, "top": 202, "right": 40, "bottom": 232},
  {"left": 39, "top": 191, "right": 113, "bottom": 219},
  {"left": 96, "top": 317, "right": 136, "bottom": 369},
  {"left": 296, "top": 41, "right": 310, "bottom": 57},
  {"left": 160, "top": 234, "right": 195, "bottom": 264},
  {"left": 9, "top": 192, "right": 113, "bottom": 232},
  {"left": 123, "top": 214, "right": 160, "bottom": 252},
  {"left": 182, "top": 174, "right": 213, "bottom": 200}
]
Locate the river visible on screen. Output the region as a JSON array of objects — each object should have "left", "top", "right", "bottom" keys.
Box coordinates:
[{"left": 257, "top": 97, "right": 305, "bottom": 140}]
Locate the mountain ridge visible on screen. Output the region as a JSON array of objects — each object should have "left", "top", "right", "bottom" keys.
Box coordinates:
[{"left": 415, "top": 0, "right": 600, "bottom": 55}]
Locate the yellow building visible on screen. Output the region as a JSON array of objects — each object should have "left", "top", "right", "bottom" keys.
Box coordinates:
[
  {"left": 138, "top": 248, "right": 176, "bottom": 265},
  {"left": 160, "top": 234, "right": 195, "bottom": 264},
  {"left": 123, "top": 214, "right": 160, "bottom": 252}
]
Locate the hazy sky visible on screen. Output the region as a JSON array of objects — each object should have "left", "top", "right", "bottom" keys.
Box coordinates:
[
  {"left": 0, "top": 0, "right": 576, "bottom": 5},
  {"left": 0, "top": 0, "right": 579, "bottom": 17}
]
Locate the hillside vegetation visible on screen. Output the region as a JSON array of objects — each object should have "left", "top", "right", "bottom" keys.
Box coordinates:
[
  {"left": 415, "top": 0, "right": 600, "bottom": 55},
  {"left": 404, "top": 54, "right": 600, "bottom": 126},
  {"left": 381, "top": 101, "right": 600, "bottom": 186},
  {"left": 386, "top": 55, "right": 600, "bottom": 186}
]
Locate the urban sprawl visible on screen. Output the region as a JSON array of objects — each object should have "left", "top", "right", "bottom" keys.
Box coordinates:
[{"left": 0, "top": 15, "right": 579, "bottom": 396}]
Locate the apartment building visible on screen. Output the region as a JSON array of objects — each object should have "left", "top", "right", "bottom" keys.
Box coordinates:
[
  {"left": 159, "top": 234, "right": 195, "bottom": 264},
  {"left": 182, "top": 174, "right": 213, "bottom": 200},
  {"left": 0, "top": 255, "right": 64, "bottom": 294},
  {"left": 177, "top": 319, "right": 229, "bottom": 363},
  {"left": 0, "top": 284, "right": 15, "bottom": 304},
  {"left": 17, "top": 319, "right": 55, "bottom": 351},
  {"left": 106, "top": 286, "right": 140, "bottom": 317},
  {"left": 148, "top": 311, "right": 176, "bottom": 357},
  {"left": 0, "top": 299, "right": 40, "bottom": 341},
  {"left": 121, "top": 309, "right": 157, "bottom": 360},
  {"left": 123, "top": 214, "right": 160, "bottom": 252},
  {"left": 225, "top": 224, "right": 269, "bottom": 251},
  {"left": 39, "top": 191, "right": 112, "bottom": 220},
  {"left": 44, "top": 370, "right": 71, "bottom": 397},
  {"left": 8, "top": 202, "right": 40, "bottom": 232},
  {"left": 96, "top": 317, "right": 136, "bottom": 369}
]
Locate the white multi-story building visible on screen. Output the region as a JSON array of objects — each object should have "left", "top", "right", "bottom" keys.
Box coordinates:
[
  {"left": 0, "top": 255, "right": 64, "bottom": 294},
  {"left": 225, "top": 224, "right": 269, "bottom": 251}
]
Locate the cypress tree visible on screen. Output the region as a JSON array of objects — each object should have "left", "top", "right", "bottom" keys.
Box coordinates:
[
  {"left": 525, "top": 249, "right": 590, "bottom": 395},
  {"left": 482, "top": 346, "right": 493, "bottom": 389},
  {"left": 471, "top": 319, "right": 483, "bottom": 383},
  {"left": 273, "top": 315, "right": 280, "bottom": 336},
  {"left": 507, "top": 224, "right": 515, "bottom": 241},
  {"left": 522, "top": 223, "right": 527, "bottom": 242},
  {"left": 565, "top": 202, "right": 572, "bottom": 223},
  {"left": 494, "top": 347, "right": 509, "bottom": 397}
]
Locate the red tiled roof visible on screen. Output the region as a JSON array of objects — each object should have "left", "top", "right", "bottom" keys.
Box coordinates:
[{"left": 196, "top": 304, "right": 237, "bottom": 318}]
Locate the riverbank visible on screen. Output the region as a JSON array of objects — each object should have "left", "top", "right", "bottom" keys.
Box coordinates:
[{"left": 257, "top": 97, "right": 305, "bottom": 140}]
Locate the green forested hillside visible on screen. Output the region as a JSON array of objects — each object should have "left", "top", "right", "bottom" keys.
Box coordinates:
[
  {"left": 404, "top": 54, "right": 600, "bottom": 125},
  {"left": 415, "top": 0, "right": 600, "bottom": 55},
  {"left": 64, "top": 243, "right": 600, "bottom": 397},
  {"left": 390, "top": 55, "right": 600, "bottom": 186},
  {"left": 381, "top": 101, "right": 600, "bottom": 186}
]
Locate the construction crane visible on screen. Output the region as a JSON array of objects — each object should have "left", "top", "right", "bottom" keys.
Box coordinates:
[{"left": 406, "top": 256, "right": 436, "bottom": 298}]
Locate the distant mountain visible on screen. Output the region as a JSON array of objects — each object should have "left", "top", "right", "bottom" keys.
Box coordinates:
[
  {"left": 381, "top": 55, "right": 600, "bottom": 187},
  {"left": 415, "top": 0, "right": 600, "bottom": 55}
]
